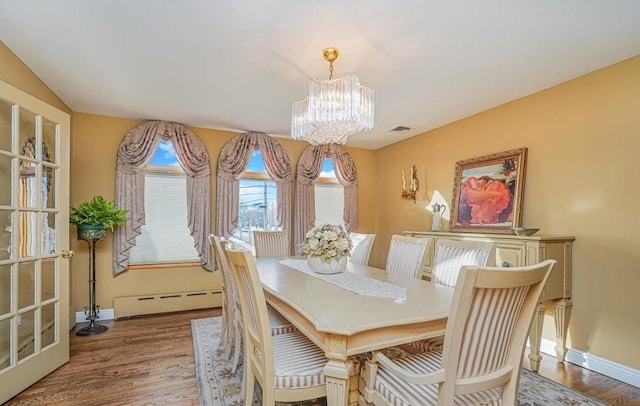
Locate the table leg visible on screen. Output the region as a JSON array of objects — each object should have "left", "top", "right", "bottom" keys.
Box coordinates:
[
  {"left": 324, "top": 334, "right": 352, "bottom": 406},
  {"left": 324, "top": 359, "right": 352, "bottom": 406},
  {"left": 528, "top": 302, "right": 546, "bottom": 371},
  {"left": 554, "top": 298, "right": 572, "bottom": 362}
]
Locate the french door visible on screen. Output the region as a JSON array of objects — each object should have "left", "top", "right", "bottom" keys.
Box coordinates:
[{"left": 0, "top": 80, "right": 70, "bottom": 403}]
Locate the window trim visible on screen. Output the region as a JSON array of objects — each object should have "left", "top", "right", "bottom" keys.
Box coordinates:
[
  {"left": 316, "top": 176, "right": 340, "bottom": 184},
  {"left": 242, "top": 171, "right": 271, "bottom": 180},
  {"left": 127, "top": 261, "right": 201, "bottom": 270}
]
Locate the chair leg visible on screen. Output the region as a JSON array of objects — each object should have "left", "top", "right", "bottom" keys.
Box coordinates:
[
  {"left": 244, "top": 367, "right": 255, "bottom": 406},
  {"left": 361, "top": 358, "right": 378, "bottom": 404},
  {"left": 222, "top": 306, "right": 234, "bottom": 361},
  {"left": 219, "top": 303, "right": 228, "bottom": 346},
  {"left": 232, "top": 319, "right": 242, "bottom": 373},
  {"left": 240, "top": 354, "right": 247, "bottom": 397}
]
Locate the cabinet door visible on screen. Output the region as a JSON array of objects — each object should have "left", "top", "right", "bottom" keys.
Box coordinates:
[{"left": 495, "top": 243, "right": 526, "bottom": 267}]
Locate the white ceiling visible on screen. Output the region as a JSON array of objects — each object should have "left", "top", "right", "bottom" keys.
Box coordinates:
[{"left": 1, "top": 1, "right": 639, "bottom": 150}]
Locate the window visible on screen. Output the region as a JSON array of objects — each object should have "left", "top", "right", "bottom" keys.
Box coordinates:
[
  {"left": 314, "top": 158, "right": 344, "bottom": 226},
  {"left": 233, "top": 150, "right": 278, "bottom": 246},
  {"left": 129, "top": 141, "right": 199, "bottom": 265}
]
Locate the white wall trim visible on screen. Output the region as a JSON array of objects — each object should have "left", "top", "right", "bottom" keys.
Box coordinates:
[
  {"left": 537, "top": 337, "right": 640, "bottom": 388},
  {"left": 75, "top": 308, "right": 115, "bottom": 324}
]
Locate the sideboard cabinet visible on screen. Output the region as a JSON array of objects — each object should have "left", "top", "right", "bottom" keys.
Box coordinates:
[{"left": 404, "top": 230, "right": 574, "bottom": 371}]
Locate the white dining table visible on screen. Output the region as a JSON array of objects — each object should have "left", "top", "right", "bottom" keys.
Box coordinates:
[{"left": 255, "top": 258, "right": 454, "bottom": 406}]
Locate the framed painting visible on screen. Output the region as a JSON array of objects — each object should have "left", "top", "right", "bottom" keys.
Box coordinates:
[{"left": 450, "top": 147, "right": 527, "bottom": 234}]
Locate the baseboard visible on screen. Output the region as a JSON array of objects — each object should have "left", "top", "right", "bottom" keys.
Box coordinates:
[
  {"left": 113, "top": 290, "right": 221, "bottom": 318},
  {"left": 75, "top": 308, "right": 115, "bottom": 324},
  {"left": 538, "top": 337, "right": 640, "bottom": 388}
]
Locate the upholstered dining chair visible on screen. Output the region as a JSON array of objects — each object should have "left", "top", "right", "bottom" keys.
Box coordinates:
[
  {"left": 431, "top": 239, "right": 496, "bottom": 287},
  {"left": 412, "top": 238, "right": 496, "bottom": 353},
  {"left": 349, "top": 232, "right": 376, "bottom": 265},
  {"left": 361, "top": 260, "right": 556, "bottom": 406},
  {"left": 225, "top": 247, "right": 328, "bottom": 406},
  {"left": 385, "top": 235, "right": 430, "bottom": 278},
  {"left": 209, "top": 235, "right": 295, "bottom": 375},
  {"left": 253, "top": 230, "right": 290, "bottom": 258},
  {"left": 207, "top": 234, "right": 234, "bottom": 361}
]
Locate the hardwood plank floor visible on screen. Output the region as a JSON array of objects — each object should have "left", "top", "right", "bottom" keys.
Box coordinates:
[{"left": 5, "top": 308, "right": 639, "bottom": 405}]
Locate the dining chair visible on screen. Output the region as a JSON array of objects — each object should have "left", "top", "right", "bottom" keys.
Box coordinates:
[
  {"left": 361, "top": 260, "right": 556, "bottom": 406},
  {"left": 253, "top": 230, "right": 290, "bottom": 258},
  {"left": 412, "top": 238, "right": 496, "bottom": 353},
  {"left": 225, "top": 247, "right": 328, "bottom": 406},
  {"left": 207, "top": 235, "right": 234, "bottom": 361},
  {"left": 209, "top": 235, "right": 295, "bottom": 375},
  {"left": 385, "top": 235, "right": 430, "bottom": 278},
  {"left": 349, "top": 232, "right": 376, "bottom": 265},
  {"left": 431, "top": 238, "right": 496, "bottom": 287}
]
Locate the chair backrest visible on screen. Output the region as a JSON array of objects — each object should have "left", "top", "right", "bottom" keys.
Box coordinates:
[
  {"left": 431, "top": 239, "right": 495, "bottom": 287},
  {"left": 208, "top": 235, "right": 238, "bottom": 307},
  {"left": 253, "top": 230, "right": 289, "bottom": 258},
  {"left": 349, "top": 232, "right": 376, "bottom": 265},
  {"left": 385, "top": 235, "right": 430, "bottom": 278},
  {"left": 225, "top": 247, "right": 275, "bottom": 396},
  {"left": 438, "top": 260, "right": 555, "bottom": 404}
]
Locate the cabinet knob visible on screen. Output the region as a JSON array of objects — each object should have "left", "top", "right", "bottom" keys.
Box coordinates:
[
  {"left": 501, "top": 261, "right": 510, "bottom": 267},
  {"left": 61, "top": 249, "right": 75, "bottom": 259}
]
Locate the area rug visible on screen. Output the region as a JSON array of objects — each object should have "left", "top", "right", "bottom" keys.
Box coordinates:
[{"left": 191, "top": 317, "right": 606, "bottom": 406}]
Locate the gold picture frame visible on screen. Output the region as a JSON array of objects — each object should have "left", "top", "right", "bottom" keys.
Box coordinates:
[{"left": 450, "top": 147, "right": 527, "bottom": 234}]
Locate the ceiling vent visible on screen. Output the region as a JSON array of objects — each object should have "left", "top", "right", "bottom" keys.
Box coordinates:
[{"left": 388, "top": 126, "right": 412, "bottom": 132}]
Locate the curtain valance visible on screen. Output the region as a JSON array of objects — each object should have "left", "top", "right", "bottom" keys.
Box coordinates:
[
  {"left": 113, "top": 121, "right": 212, "bottom": 275},
  {"left": 216, "top": 132, "right": 293, "bottom": 251},
  {"left": 293, "top": 144, "right": 357, "bottom": 251}
]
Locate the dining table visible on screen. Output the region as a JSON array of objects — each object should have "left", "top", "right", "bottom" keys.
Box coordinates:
[{"left": 255, "top": 257, "right": 454, "bottom": 406}]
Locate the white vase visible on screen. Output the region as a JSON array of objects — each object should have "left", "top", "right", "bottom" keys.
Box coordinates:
[{"left": 306, "top": 255, "right": 347, "bottom": 274}]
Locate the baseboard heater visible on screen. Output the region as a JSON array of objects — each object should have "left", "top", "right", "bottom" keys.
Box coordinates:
[{"left": 113, "top": 290, "right": 222, "bottom": 319}]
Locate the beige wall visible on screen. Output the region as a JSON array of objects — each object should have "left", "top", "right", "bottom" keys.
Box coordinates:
[
  {"left": 373, "top": 56, "right": 640, "bottom": 369},
  {"left": 0, "top": 42, "right": 71, "bottom": 114}
]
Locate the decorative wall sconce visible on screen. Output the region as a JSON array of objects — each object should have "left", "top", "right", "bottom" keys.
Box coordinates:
[{"left": 401, "top": 165, "right": 419, "bottom": 203}]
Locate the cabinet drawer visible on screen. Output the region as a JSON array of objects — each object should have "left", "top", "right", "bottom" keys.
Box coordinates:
[{"left": 495, "top": 244, "right": 525, "bottom": 268}]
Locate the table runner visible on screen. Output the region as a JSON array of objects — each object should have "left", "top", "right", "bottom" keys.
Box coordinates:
[{"left": 279, "top": 258, "right": 407, "bottom": 302}]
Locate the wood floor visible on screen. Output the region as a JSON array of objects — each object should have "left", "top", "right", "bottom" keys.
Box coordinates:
[{"left": 5, "top": 308, "right": 640, "bottom": 405}]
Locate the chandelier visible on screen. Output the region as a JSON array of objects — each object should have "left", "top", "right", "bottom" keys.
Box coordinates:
[{"left": 291, "top": 47, "right": 374, "bottom": 145}]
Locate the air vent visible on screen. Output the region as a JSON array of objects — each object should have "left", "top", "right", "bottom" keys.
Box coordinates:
[{"left": 388, "top": 126, "right": 412, "bottom": 132}]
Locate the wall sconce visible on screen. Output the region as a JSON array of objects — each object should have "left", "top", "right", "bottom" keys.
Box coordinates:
[{"left": 401, "top": 165, "right": 419, "bottom": 203}]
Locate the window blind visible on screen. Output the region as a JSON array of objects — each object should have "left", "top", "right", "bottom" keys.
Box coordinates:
[
  {"left": 314, "top": 183, "right": 344, "bottom": 226},
  {"left": 129, "top": 171, "right": 199, "bottom": 264}
]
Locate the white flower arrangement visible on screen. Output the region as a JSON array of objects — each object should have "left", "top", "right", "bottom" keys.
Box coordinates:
[{"left": 301, "top": 224, "right": 353, "bottom": 263}]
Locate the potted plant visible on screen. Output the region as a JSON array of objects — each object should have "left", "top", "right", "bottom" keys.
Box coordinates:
[{"left": 69, "top": 195, "right": 127, "bottom": 240}]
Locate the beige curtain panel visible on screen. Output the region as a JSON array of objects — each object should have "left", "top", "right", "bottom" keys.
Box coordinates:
[
  {"left": 215, "top": 131, "right": 293, "bottom": 251},
  {"left": 113, "top": 120, "right": 212, "bottom": 275},
  {"left": 294, "top": 144, "right": 357, "bottom": 252}
]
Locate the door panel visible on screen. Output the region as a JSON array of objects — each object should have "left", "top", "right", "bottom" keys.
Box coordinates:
[{"left": 0, "top": 80, "right": 70, "bottom": 403}]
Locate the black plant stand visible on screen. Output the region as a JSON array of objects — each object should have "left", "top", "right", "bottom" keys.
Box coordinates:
[{"left": 76, "top": 227, "right": 108, "bottom": 336}]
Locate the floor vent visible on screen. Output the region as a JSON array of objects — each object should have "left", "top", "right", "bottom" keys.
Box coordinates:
[{"left": 113, "top": 290, "right": 221, "bottom": 318}]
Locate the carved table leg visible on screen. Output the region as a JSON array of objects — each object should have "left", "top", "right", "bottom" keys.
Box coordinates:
[
  {"left": 528, "top": 302, "right": 546, "bottom": 371},
  {"left": 324, "top": 334, "right": 352, "bottom": 406},
  {"left": 324, "top": 359, "right": 352, "bottom": 406},
  {"left": 553, "top": 298, "right": 572, "bottom": 362}
]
